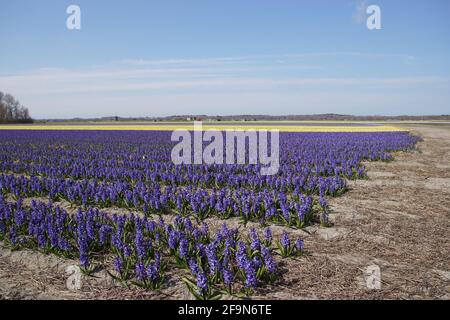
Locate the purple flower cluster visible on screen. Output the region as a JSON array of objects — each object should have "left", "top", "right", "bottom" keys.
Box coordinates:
[
  {"left": 0, "top": 130, "right": 419, "bottom": 228},
  {"left": 0, "top": 129, "right": 419, "bottom": 298},
  {"left": 277, "top": 231, "right": 304, "bottom": 258},
  {"left": 0, "top": 197, "right": 76, "bottom": 256},
  {"left": 0, "top": 197, "right": 280, "bottom": 296}
]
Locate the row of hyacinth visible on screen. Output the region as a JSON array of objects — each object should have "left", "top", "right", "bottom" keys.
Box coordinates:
[
  {"left": 0, "top": 130, "right": 419, "bottom": 298},
  {"left": 0, "top": 173, "right": 331, "bottom": 227},
  {"left": 0, "top": 131, "right": 419, "bottom": 193},
  {"left": 0, "top": 131, "right": 419, "bottom": 228},
  {"left": 0, "top": 196, "right": 304, "bottom": 299}
]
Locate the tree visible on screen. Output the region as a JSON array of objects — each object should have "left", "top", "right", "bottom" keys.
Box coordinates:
[{"left": 0, "top": 91, "right": 33, "bottom": 123}]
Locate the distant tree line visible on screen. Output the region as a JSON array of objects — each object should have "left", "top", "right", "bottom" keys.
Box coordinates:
[{"left": 0, "top": 91, "right": 33, "bottom": 123}]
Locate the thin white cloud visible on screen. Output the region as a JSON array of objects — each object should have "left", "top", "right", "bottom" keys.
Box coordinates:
[
  {"left": 115, "top": 52, "right": 402, "bottom": 67},
  {"left": 0, "top": 52, "right": 424, "bottom": 95},
  {"left": 113, "top": 56, "right": 248, "bottom": 67},
  {"left": 403, "top": 56, "right": 417, "bottom": 65},
  {"left": 353, "top": 0, "right": 369, "bottom": 24},
  {"left": 1, "top": 68, "right": 447, "bottom": 96},
  {"left": 1, "top": 53, "right": 446, "bottom": 118}
]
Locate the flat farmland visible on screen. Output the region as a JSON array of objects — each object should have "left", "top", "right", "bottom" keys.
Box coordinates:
[{"left": 0, "top": 123, "right": 448, "bottom": 299}]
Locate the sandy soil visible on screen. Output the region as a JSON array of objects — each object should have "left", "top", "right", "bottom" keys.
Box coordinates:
[{"left": 1, "top": 125, "right": 449, "bottom": 300}]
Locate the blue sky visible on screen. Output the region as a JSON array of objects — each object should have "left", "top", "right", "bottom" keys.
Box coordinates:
[{"left": 0, "top": 0, "right": 449, "bottom": 119}]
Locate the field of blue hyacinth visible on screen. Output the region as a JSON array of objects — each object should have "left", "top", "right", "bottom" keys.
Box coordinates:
[{"left": 0, "top": 130, "right": 419, "bottom": 299}]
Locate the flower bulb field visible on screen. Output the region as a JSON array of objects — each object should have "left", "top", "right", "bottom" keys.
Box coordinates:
[{"left": 0, "top": 123, "right": 449, "bottom": 300}]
